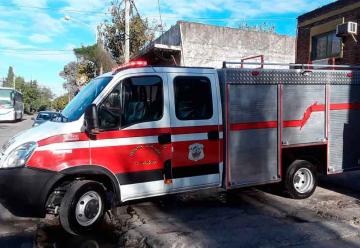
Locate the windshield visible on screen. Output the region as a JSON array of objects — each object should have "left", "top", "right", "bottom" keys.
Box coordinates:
[
  {"left": 0, "top": 89, "right": 13, "bottom": 99},
  {"left": 37, "top": 112, "right": 52, "bottom": 120},
  {"left": 0, "top": 89, "right": 13, "bottom": 108},
  {"left": 61, "top": 76, "right": 112, "bottom": 122}
]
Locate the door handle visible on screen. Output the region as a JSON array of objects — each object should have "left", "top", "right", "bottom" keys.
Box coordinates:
[
  {"left": 158, "top": 133, "right": 171, "bottom": 144},
  {"left": 208, "top": 130, "right": 219, "bottom": 140}
]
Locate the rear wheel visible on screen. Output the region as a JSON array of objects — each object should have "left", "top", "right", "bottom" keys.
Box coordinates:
[
  {"left": 13, "top": 112, "right": 17, "bottom": 122},
  {"left": 59, "top": 180, "right": 106, "bottom": 235},
  {"left": 284, "top": 160, "right": 317, "bottom": 199}
]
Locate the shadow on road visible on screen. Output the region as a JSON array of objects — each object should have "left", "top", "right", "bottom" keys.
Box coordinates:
[{"left": 318, "top": 171, "right": 360, "bottom": 199}]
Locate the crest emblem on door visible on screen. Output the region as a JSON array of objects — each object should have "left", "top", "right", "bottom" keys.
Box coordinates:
[{"left": 188, "top": 143, "right": 204, "bottom": 161}]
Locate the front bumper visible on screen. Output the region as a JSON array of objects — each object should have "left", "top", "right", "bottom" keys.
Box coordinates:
[{"left": 0, "top": 167, "right": 57, "bottom": 217}]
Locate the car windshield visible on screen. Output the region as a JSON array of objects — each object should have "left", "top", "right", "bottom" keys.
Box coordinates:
[
  {"left": 37, "top": 113, "right": 52, "bottom": 120},
  {"left": 61, "top": 76, "right": 112, "bottom": 122},
  {"left": 0, "top": 99, "right": 12, "bottom": 107},
  {"left": 0, "top": 89, "right": 12, "bottom": 98}
]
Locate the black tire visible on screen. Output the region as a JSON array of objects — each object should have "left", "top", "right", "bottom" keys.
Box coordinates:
[
  {"left": 59, "top": 180, "right": 106, "bottom": 235},
  {"left": 284, "top": 160, "right": 317, "bottom": 199},
  {"left": 13, "top": 112, "right": 17, "bottom": 123}
]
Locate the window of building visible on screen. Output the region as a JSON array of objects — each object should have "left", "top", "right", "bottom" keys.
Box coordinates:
[
  {"left": 99, "top": 76, "right": 163, "bottom": 129},
  {"left": 174, "top": 76, "right": 213, "bottom": 120},
  {"left": 311, "top": 31, "right": 341, "bottom": 60}
]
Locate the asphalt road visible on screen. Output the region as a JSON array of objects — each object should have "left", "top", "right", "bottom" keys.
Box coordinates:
[
  {"left": 1, "top": 118, "right": 360, "bottom": 247},
  {"left": 0, "top": 115, "right": 33, "bottom": 145}
]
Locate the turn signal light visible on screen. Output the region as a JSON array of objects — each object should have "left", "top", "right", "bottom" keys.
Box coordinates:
[{"left": 164, "top": 179, "right": 173, "bottom": 184}]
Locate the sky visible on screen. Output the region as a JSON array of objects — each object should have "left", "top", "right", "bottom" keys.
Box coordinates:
[{"left": 0, "top": 0, "right": 336, "bottom": 96}]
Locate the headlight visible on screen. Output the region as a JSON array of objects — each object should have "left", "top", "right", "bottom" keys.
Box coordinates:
[{"left": 1, "top": 142, "right": 37, "bottom": 169}]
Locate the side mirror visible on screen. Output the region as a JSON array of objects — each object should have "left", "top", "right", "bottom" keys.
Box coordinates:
[{"left": 84, "top": 104, "right": 99, "bottom": 135}]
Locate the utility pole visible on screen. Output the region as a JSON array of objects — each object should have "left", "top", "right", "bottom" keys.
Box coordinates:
[{"left": 124, "top": 0, "right": 130, "bottom": 63}]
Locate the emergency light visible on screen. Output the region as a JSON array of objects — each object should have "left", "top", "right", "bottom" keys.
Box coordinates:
[{"left": 112, "top": 60, "right": 148, "bottom": 74}]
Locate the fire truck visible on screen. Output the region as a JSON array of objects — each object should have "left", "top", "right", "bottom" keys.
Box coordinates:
[{"left": 0, "top": 61, "right": 359, "bottom": 235}]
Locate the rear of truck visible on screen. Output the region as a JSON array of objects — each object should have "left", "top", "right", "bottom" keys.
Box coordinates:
[{"left": 219, "top": 65, "right": 360, "bottom": 198}]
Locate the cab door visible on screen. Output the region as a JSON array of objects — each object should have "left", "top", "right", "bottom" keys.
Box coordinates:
[
  {"left": 92, "top": 73, "right": 172, "bottom": 202},
  {"left": 167, "top": 73, "right": 222, "bottom": 192}
]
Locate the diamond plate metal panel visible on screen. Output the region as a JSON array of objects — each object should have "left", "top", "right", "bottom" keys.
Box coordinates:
[{"left": 224, "top": 69, "right": 360, "bottom": 85}]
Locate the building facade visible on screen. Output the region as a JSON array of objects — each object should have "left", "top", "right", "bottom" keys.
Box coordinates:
[
  {"left": 296, "top": 0, "right": 360, "bottom": 65},
  {"left": 137, "top": 21, "right": 295, "bottom": 68}
]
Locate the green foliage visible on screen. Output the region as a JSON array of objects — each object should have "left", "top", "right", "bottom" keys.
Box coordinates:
[
  {"left": 59, "top": 0, "right": 157, "bottom": 97},
  {"left": 11, "top": 76, "right": 54, "bottom": 114},
  {"left": 77, "top": 60, "right": 96, "bottom": 85},
  {"left": 3, "top": 66, "right": 15, "bottom": 88},
  {"left": 52, "top": 95, "right": 68, "bottom": 111},
  {"left": 98, "top": 0, "right": 157, "bottom": 63},
  {"left": 59, "top": 61, "right": 78, "bottom": 98},
  {"left": 74, "top": 43, "right": 115, "bottom": 75},
  {"left": 59, "top": 60, "right": 96, "bottom": 97}
]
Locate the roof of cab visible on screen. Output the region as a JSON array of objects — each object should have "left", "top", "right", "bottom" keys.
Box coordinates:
[{"left": 100, "top": 66, "right": 216, "bottom": 78}]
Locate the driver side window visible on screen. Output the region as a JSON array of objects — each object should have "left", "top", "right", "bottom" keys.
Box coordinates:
[{"left": 99, "top": 76, "right": 163, "bottom": 130}]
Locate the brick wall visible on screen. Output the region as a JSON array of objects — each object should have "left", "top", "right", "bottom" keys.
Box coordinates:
[{"left": 296, "top": 1, "right": 360, "bottom": 65}]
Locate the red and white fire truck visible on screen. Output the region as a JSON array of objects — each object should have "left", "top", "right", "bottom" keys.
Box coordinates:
[{"left": 0, "top": 61, "right": 359, "bottom": 235}]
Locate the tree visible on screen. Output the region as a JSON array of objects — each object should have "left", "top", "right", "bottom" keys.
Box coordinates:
[
  {"left": 77, "top": 60, "right": 96, "bottom": 85},
  {"left": 59, "top": 60, "right": 96, "bottom": 98},
  {"left": 74, "top": 43, "right": 115, "bottom": 75},
  {"left": 60, "top": 61, "right": 79, "bottom": 98},
  {"left": 4, "top": 66, "right": 15, "bottom": 88},
  {"left": 13, "top": 76, "right": 54, "bottom": 113},
  {"left": 52, "top": 95, "right": 68, "bottom": 111},
  {"left": 98, "top": 0, "right": 157, "bottom": 63}
]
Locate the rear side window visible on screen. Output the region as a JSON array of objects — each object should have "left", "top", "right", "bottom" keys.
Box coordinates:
[
  {"left": 37, "top": 113, "right": 51, "bottom": 120},
  {"left": 174, "top": 76, "right": 213, "bottom": 120}
]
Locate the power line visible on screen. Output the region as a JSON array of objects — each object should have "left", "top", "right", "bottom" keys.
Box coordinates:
[
  {"left": 0, "top": 3, "right": 299, "bottom": 22},
  {"left": 130, "top": 0, "right": 147, "bottom": 28},
  {"left": 0, "top": 3, "right": 110, "bottom": 15},
  {"left": 146, "top": 16, "right": 298, "bottom": 22},
  {"left": 0, "top": 51, "right": 75, "bottom": 56},
  {"left": 0, "top": 48, "right": 73, "bottom": 52}
]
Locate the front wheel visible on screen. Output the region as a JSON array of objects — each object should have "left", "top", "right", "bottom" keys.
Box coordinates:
[
  {"left": 284, "top": 160, "right": 317, "bottom": 199},
  {"left": 59, "top": 180, "right": 106, "bottom": 235}
]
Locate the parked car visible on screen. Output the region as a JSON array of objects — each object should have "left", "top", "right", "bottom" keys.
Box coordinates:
[{"left": 32, "top": 111, "right": 60, "bottom": 127}]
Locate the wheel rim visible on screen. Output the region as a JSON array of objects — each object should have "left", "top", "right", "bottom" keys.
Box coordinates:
[
  {"left": 293, "top": 168, "right": 314, "bottom": 194},
  {"left": 75, "top": 191, "right": 102, "bottom": 227}
]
